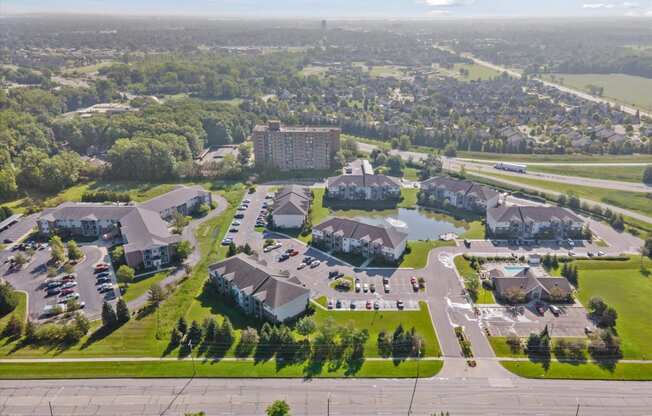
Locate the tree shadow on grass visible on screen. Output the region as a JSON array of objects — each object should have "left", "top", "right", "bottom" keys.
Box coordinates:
[{"left": 79, "top": 325, "right": 118, "bottom": 350}]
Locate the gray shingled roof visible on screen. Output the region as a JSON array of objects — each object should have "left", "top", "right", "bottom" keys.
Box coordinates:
[
  {"left": 326, "top": 173, "right": 400, "bottom": 189},
  {"left": 314, "top": 217, "right": 408, "bottom": 249},
  {"left": 209, "top": 254, "right": 309, "bottom": 309},
  {"left": 488, "top": 206, "right": 582, "bottom": 224},
  {"left": 38, "top": 186, "right": 209, "bottom": 254},
  {"left": 141, "top": 185, "right": 209, "bottom": 213},
  {"left": 421, "top": 176, "right": 499, "bottom": 203},
  {"left": 272, "top": 185, "right": 311, "bottom": 216}
]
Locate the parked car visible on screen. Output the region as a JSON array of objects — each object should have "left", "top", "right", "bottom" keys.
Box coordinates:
[
  {"left": 297, "top": 263, "right": 307, "bottom": 270},
  {"left": 535, "top": 302, "right": 547, "bottom": 315},
  {"left": 355, "top": 279, "right": 361, "bottom": 293},
  {"left": 60, "top": 288, "right": 76, "bottom": 296},
  {"left": 278, "top": 253, "right": 289, "bottom": 262},
  {"left": 382, "top": 276, "right": 389, "bottom": 284},
  {"left": 335, "top": 299, "right": 342, "bottom": 309},
  {"left": 369, "top": 283, "right": 376, "bottom": 293},
  {"left": 96, "top": 272, "right": 109, "bottom": 278},
  {"left": 221, "top": 238, "right": 233, "bottom": 246},
  {"left": 310, "top": 260, "right": 321, "bottom": 268},
  {"left": 229, "top": 227, "right": 239, "bottom": 233},
  {"left": 61, "top": 281, "right": 77, "bottom": 289},
  {"left": 366, "top": 300, "right": 372, "bottom": 310},
  {"left": 412, "top": 282, "right": 419, "bottom": 292},
  {"left": 231, "top": 220, "right": 242, "bottom": 226},
  {"left": 597, "top": 250, "right": 606, "bottom": 257},
  {"left": 95, "top": 265, "right": 109, "bottom": 273},
  {"left": 288, "top": 250, "right": 299, "bottom": 257},
  {"left": 234, "top": 213, "right": 245, "bottom": 219},
  {"left": 396, "top": 299, "right": 404, "bottom": 310},
  {"left": 302, "top": 256, "right": 313, "bottom": 264},
  {"left": 363, "top": 283, "right": 369, "bottom": 293},
  {"left": 328, "top": 270, "right": 343, "bottom": 279},
  {"left": 384, "top": 283, "right": 390, "bottom": 293},
  {"left": 58, "top": 293, "right": 80, "bottom": 303},
  {"left": 46, "top": 280, "right": 63, "bottom": 289},
  {"left": 62, "top": 274, "right": 76, "bottom": 281},
  {"left": 327, "top": 299, "right": 333, "bottom": 309},
  {"left": 46, "top": 288, "right": 61, "bottom": 296},
  {"left": 374, "top": 300, "right": 381, "bottom": 310},
  {"left": 98, "top": 283, "right": 113, "bottom": 293},
  {"left": 549, "top": 304, "right": 561, "bottom": 316},
  {"left": 96, "top": 277, "right": 111, "bottom": 284},
  {"left": 264, "top": 243, "right": 282, "bottom": 253}
]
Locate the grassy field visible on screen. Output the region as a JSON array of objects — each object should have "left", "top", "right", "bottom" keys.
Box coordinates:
[
  {"left": 527, "top": 165, "right": 648, "bottom": 183},
  {"left": 489, "top": 336, "right": 588, "bottom": 358},
  {"left": 453, "top": 63, "right": 502, "bottom": 81},
  {"left": 300, "top": 65, "right": 329, "bottom": 78},
  {"left": 501, "top": 361, "right": 652, "bottom": 381},
  {"left": 453, "top": 256, "right": 495, "bottom": 304},
  {"left": 368, "top": 65, "right": 408, "bottom": 78},
  {"left": 541, "top": 73, "right": 652, "bottom": 112},
  {"left": 481, "top": 171, "right": 652, "bottom": 219},
  {"left": 400, "top": 240, "right": 455, "bottom": 269},
  {"left": 62, "top": 61, "right": 114, "bottom": 75},
  {"left": 0, "top": 358, "right": 443, "bottom": 379},
  {"left": 558, "top": 257, "right": 652, "bottom": 359}
]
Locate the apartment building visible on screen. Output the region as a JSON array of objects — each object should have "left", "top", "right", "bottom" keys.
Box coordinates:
[
  {"left": 252, "top": 121, "right": 340, "bottom": 171},
  {"left": 486, "top": 205, "right": 584, "bottom": 240},
  {"left": 271, "top": 185, "right": 312, "bottom": 229},
  {"left": 489, "top": 266, "right": 573, "bottom": 302},
  {"left": 208, "top": 254, "right": 310, "bottom": 323},
  {"left": 37, "top": 186, "right": 212, "bottom": 270},
  {"left": 326, "top": 162, "right": 401, "bottom": 201},
  {"left": 312, "top": 217, "right": 408, "bottom": 262},
  {"left": 420, "top": 176, "right": 500, "bottom": 213}
]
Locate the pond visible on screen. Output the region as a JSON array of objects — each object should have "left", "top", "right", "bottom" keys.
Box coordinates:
[{"left": 349, "top": 207, "right": 466, "bottom": 241}]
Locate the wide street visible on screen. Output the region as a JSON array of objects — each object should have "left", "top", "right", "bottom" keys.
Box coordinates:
[{"left": 1, "top": 368, "right": 651, "bottom": 415}]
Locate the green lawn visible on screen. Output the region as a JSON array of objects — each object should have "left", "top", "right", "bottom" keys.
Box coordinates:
[
  {"left": 541, "top": 73, "right": 652, "bottom": 112},
  {"left": 481, "top": 171, "right": 652, "bottom": 219},
  {"left": 489, "top": 336, "right": 588, "bottom": 358},
  {"left": 453, "top": 63, "right": 502, "bottom": 81},
  {"left": 300, "top": 65, "right": 329, "bottom": 78},
  {"left": 403, "top": 167, "right": 419, "bottom": 181},
  {"left": 368, "top": 65, "right": 408, "bottom": 78},
  {"left": 0, "top": 292, "right": 27, "bottom": 328},
  {"left": 0, "top": 358, "right": 442, "bottom": 379},
  {"left": 460, "top": 220, "right": 486, "bottom": 239},
  {"left": 122, "top": 271, "right": 171, "bottom": 304},
  {"left": 501, "top": 361, "right": 652, "bottom": 381},
  {"left": 453, "top": 256, "right": 495, "bottom": 304},
  {"left": 398, "top": 188, "right": 418, "bottom": 208},
  {"left": 400, "top": 240, "right": 455, "bottom": 269},
  {"left": 313, "top": 301, "right": 441, "bottom": 357},
  {"left": 561, "top": 257, "right": 652, "bottom": 359},
  {"left": 528, "top": 165, "right": 648, "bottom": 184}
]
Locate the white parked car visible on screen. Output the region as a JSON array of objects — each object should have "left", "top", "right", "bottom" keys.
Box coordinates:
[
  {"left": 297, "top": 263, "right": 307, "bottom": 270},
  {"left": 310, "top": 260, "right": 321, "bottom": 268}
]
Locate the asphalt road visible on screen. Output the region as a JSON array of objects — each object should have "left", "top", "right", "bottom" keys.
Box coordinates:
[{"left": 1, "top": 370, "right": 651, "bottom": 416}]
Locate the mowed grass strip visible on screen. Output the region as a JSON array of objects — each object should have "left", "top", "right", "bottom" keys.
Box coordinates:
[
  {"left": 0, "top": 358, "right": 443, "bottom": 379},
  {"left": 527, "top": 165, "right": 648, "bottom": 184},
  {"left": 501, "top": 361, "right": 652, "bottom": 381},
  {"left": 459, "top": 151, "right": 652, "bottom": 164}
]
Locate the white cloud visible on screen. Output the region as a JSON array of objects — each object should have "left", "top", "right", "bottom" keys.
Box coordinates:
[
  {"left": 622, "top": 2, "right": 639, "bottom": 8},
  {"left": 426, "top": 9, "right": 452, "bottom": 16},
  {"left": 582, "top": 3, "right": 616, "bottom": 8},
  {"left": 419, "top": 0, "right": 474, "bottom": 7}
]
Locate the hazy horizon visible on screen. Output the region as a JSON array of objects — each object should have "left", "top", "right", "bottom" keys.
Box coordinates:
[{"left": 3, "top": 0, "right": 652, "bottom": 18}]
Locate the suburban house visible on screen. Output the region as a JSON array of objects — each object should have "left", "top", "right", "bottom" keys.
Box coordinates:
[
  {"left": 208, "top": 254, "right": 310, "bottom": 323},
  {"left": 325, "top": 165, "right": 401, "bottom": 201},
  {"left": 489, "top": 266, "right": 573, "bottom": 302},
  {"left": 312, "top": 217, "right": 408, "bottom": 261},
  {"left": 271, "top": 185, "right": 312, "bottom": 229},
  {"left": 37, "top": 185, "right": 212, "bottom": 269},
  {"left": 419, "top": 176, "right": 500, "bottom": 213},
  {"left": 486, "top": 205, "right": 584, "bottom": 240}
]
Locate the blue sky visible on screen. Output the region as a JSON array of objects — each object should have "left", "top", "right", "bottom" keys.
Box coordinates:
[{"left": 4, "top": 0, "right": 652, "bottom": 17}]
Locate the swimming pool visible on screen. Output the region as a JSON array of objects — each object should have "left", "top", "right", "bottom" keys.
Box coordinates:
[{"left": 504, "top": 266, "right": 527, "bottom": 277}]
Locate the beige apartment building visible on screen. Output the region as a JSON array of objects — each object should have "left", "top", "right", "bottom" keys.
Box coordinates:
[{"left": 252, "top": 121, "right": 340, "bottom": 171}]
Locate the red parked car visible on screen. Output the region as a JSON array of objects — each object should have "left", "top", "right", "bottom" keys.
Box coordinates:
[{"left": 289, "top": 249, "right": 299, "bottom": 257}]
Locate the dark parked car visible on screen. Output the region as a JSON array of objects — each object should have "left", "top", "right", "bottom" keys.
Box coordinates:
[{"left": 46, "top": 288, "right": 61, "bottom": 296}]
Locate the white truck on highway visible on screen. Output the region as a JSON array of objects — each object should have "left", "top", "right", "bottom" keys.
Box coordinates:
[{"left": 494, "top": 162, "right": 527, "bottom": 173}]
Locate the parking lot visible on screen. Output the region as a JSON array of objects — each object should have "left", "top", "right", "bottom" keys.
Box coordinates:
[
  {"left": 1, "top": 241, "right": 118, "bottom": 321},
  {"left": 0, "top": 214, "right": 38, "bottom": 246},
  {"left": 224, "top": 186, "right": 270, "bottom": 248},
  {"left": 479, "top": 303, "right": 594, "bottom": 337}
]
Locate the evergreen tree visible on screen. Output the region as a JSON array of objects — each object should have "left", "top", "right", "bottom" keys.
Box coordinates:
[
  {"left": 101, "top": 301, "right": 117, "bottom": 328},
  {"left": 221, "top": 317, "right": 234, "bottom": 346},
  {"left": 188, "top": 320, "right": 203, "bottom": 346},
  {"left": 177, "top": 317, "right": 188, "bottom": 334},
  {"left": 115, "top": 298, "right": 130, "bottom": 324}
]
